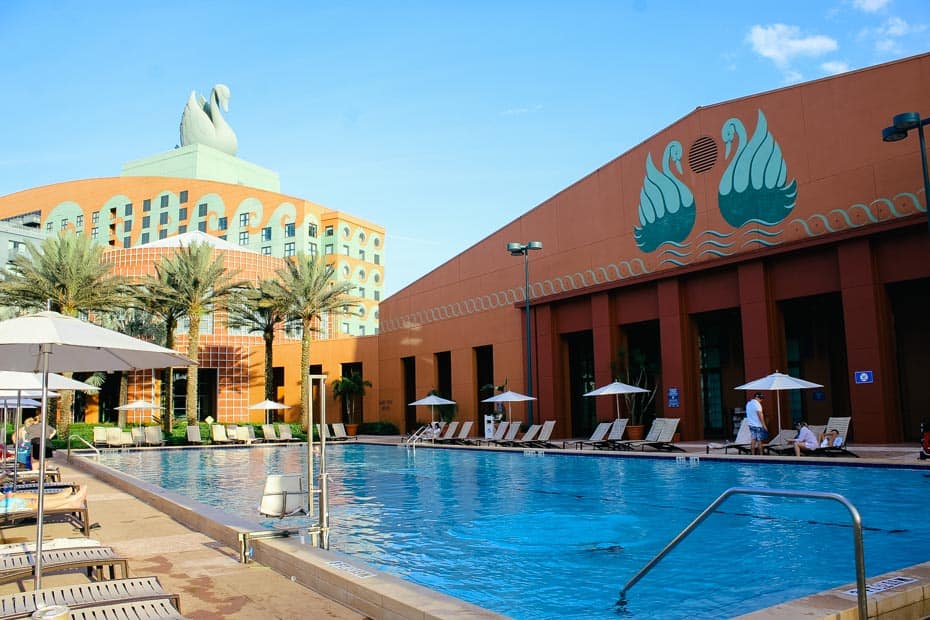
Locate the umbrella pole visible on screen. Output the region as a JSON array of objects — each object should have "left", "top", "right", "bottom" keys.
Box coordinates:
[
  {"left": 12, "top": 390, "right": 22, "bottom": 491},
  {"left": 614, "top": 394, "right": 620, "bottom": 420},
  {"left": 319, "top": 379, "right": 328, "bottom": 549},
  {"left": 34, "top": 343, "right": 51, "bottom": 590},
  {"left": 776, "top": 391, "right": 782, "bottom": 431}
]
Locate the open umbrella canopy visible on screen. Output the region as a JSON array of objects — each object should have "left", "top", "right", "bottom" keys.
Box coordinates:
[
  {"left": 734, "top": 371, "right": 824, "bottom": 431},
  {"left": 584, "top": 381, "right": 649, "bottom": 397},
  {"left": 249, "top": 400, "right": 291, "bottom": 410},
  {"left": 0, "top": 398, "right": 41, "bottom": 408},
  {"left": 0, "top": 311, "right": 193, "bottom": 373},
  {"left": 0, "top": 371, "right": 98, "bottom": 392},
  {"left": 115, "top": 399, "right": 161, "bottom": 410},
  {"left": 481, "top": 390, "right": 536, "bottom": 403},
  {"left": 409, "top": 394, "right": 456, "bottom": 407}
]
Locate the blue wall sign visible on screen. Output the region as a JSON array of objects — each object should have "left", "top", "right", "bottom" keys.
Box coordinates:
[
  {"left": 667, "top": 387, "right": 680, "bottom": 408},
  {"left": 854, "top": 370, "right": 874, "bottom": 384}
]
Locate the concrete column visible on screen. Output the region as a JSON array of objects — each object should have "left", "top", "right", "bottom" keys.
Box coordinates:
[{"left": 658, "top": 279, "right": 696, "bottom": 438}]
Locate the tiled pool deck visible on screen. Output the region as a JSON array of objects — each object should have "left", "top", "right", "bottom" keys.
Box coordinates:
[{"left": 1, "top": 438, "right": 928, "bottom": 619}]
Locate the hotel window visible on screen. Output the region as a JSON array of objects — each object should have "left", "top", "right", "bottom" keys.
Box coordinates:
[
  {"left": 324, "top": 225, "right": 333, "bottom": 236},
  {"left": 46, "top": 222, "right": 53, "bottom": 232},
  {"left": 284, "top": 242, "right": 295, "bottom": 256},
  {"left": 373, "top": 237, "right": 380, "bottom": 247},
  {"left": 60, "top": 218, "right": 69, "bottom": 230},
  {"left": 308, "top": 241, "right": 318, "bottom": 255},
  {"left": 198, "top": 221, "right": 207, "bottom": 232},
  {"left": 359, "top": 325, "right": 366, "bottom": 336},
  {"left": 373, "top": 273, "right": 380, "bottom": 283},
  {"left": 359, "top": 231, "right": 366, "bottom": 242},
  {"left": 180, "top": 190, "right": 189, "bottom": 203},
  {"left": 123, "top": 220, "right": 132, "bottom": 233},
  {"left": 308, "top": 223, "right": 318, "bottom": 237},
  {"left": 159, "top": 229, "right": 167, "bottom": 240},
  {"left": 124, "top": 203, "right": 133, "bottom": 216},
  {"left": 160, "top": 195, "right": 169, "bottom": 208},
  {"left": 76, "top": 214, "right": 83, "bottom": 229},
  {"left": 374, "top": 254, "right": 380, "bottom": 265},
  {"left": 374, "top": 290, "right": 380, "bottom": 301},
  {"left": 239, "top": 213, "right": 249, "bottom": 227},
  {"left": 261, "top": 246, "right": 271, "bottom": 255},
  {"left": 358, "top": 269, "right": 366, "bottom": 279},
  {"left": 143, "top": 199, "right": 151, "bottom": 212},
  {"left": 142, "top": 216, "right": 150, "bottom": 228},
  {"left": 342, "top": 265, "right": 350, "bottom": 277},
  {"left": 159, "top": 212, "right": 168, "bottom": 225},
  {"left": 342, "top": 322, "right": 350, "bottom": 334},
  {"left": 219, "top": 235, "right": 227, "bottom": 241},
  {"left": 198, "top": 203, "right": 207, "bottom": 217},
  {"left": 261, "top": 227, "right": 272, "bottom": 241},
  {"left": 218, "top": 217, "right": 228, "bottom": 230},
  {"left": 358, "top": 287, "right": 365, "bottom": 298},
  {"left": 92, "top": 211, "right": 99, "bottom": 224},
  {"left": 285, "top": 222, "right": 295, "bottom": 237},
  {"left": 178, "top": 225, "right": 187, "bottom": 234},
  {"left": 358, "top": 249, "right": 365, "bottom": 261},
  {"left": 178, "top": 207, "right": 187, "bottom": 220},
  {"left": 123, "top": 237, "right": 131, "bottom": 248},
  {"left": 342, "top": 226, "right": 350, "bottom": 238},
  {"left": 91, "top": 227, "right": 98, "bottom": 239},
  {"left": 324, "top": 244, "right": 333, "bottom": 255},
  {"left": 239, "top": 231, "right": 249, "bottom": 246},
  {"left": 141, "top": 232, "right": 150, "bottom": 244},
  {"left": 342, "top": 245, "right": 349, "bottom": 255}
]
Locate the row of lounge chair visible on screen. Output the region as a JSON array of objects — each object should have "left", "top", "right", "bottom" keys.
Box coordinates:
[
  {"left": 188, "top": 423, "right": 300, "bottom": 445},
  {"left": 92, "top": 426, "right": 165, "bottom": 448},
  {"left": 705, "top": 416, "right": 857, "bottom": 457}
]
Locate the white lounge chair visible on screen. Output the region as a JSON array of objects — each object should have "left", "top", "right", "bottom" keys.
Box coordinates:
[
  {"left": 486, "top": 422, "right": 521, "bottom": 446},
  {"left": 105, "top": 427, "right": 133, "bottom": 448},
  {"left": 706, "top": 418, "right": 752, "bottom": 454},
  {"left": 566, "top": 421, "right": 610, "bottom": 449},
  {"left": 211, "top": 425, "right": 234, "bottom": 444},
  {"left": 434, "top": 421, "right": 458, "bottom": 442},
  {"left": 92, "top": 427, "right": 108, "bottom": 448},
  {"left": 144, "top": 426, "right": 165, "bottom": 446},
  {"left": 130, "top": 427, "right": 144, "bottom": 446},
  {"left": 0, "top": 575, "right": 181, "bottom": 619},
  {"left": 186, "top": 425, "right": 203, "bottom": 444},
  {"left": 481, "top": 421, "right": 510, "bottom": 445},
  {"left": 277, "top": 425, "right": 299, "bottom": 442},
  {"left": 0, "top": 546, "right": 128, "bottom": 586},
  {"left": 261, "top": 424, "right": 279, "bottom": 441},
  {"left": 611, "top": 418, "right": 677, "bottom": 451},
  {"left": 236, "top": 426, "right": 261, "bottom": 444},
  {"left": 502, "top": 424, "right": 540, "bottom": 446},
  {"left": 331, "top": 423, "right": 355, "bottom": 441},
  {"left": 258, "top": 474, "right": 308, "bottom": 519}
]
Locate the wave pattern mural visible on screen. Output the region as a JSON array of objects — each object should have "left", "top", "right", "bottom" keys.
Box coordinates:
[{"left": 380, "top": 258, "right": 651, "bottom": 332}]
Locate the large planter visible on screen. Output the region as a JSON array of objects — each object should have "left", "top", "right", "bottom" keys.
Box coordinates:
[
  {"left": 626, "top": 424, "right": 645, "bottom": 441},
  {"left": 344, "top": 423, "right": 359, "bottom": 436}
]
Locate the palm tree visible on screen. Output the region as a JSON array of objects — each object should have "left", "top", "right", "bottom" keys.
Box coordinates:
[
  {"left": 0, "top": 233, "right": 129, "bottom": 434},
  {"left": 332, "top": 371, "right": 372, "bottom": 425},
  {"left": 226, "top": 280, "right": 290, "bottom": 403},
  {"left": 152, "top": 242, "right": 244, "bottom": 425},
  {"left": 270, "top": 253, "right": 354, "bottom": 429}
]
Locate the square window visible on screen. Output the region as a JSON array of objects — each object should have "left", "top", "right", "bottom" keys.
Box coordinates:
[
  {"left": 180, "top": 190, "right": 189, "bottom": 203},
  {"left": 46, "top": 222, "right": 53, "bottom": 232},
  {"left": 359, "top": 325, "right": 366, "bottom": 336},
  {"left": 285, "top": 223, "right": 295, "bottom": 237},
  {"left": 160, "top": 195, "right": 169, "bottom": 208},
  {"left": 261, "top": 227, "right": 272, "bottom": 241},
  {"left": 308, "top": 223, "right": 318, "bottom": 237},
  {"left": 76, "top": 214, "right": 84, "bottom": 228},
  {"left": 142, "top": 216, "right": 150, "bottom": 228},
  {"left": 123, "top": 220, "right": 132, "bottom": 232},
  {"left": 60, "top": 219, "right": 68, "bottom": 230},
  {"left": 284, "top": 241, "right": 295, "bottom": 256},
  {"left": 324, "top": 225, "right": 334, "bottom": 236},
  {"left": 159, "top": 212, "right": 168, "bottom": 225},
  {"left": 124, "top": 203, "right": 133, "bottom": 216},
  {"left": 198, "top": 203, "right": 207, "bottom": 217},
  {"left": 91, "top": 226, "right": 98, "bottom": 239},
  {"left": 261, "top": 246, "right": 271, "bottom": 255},
  {"left": 308, "top": 241, "right": 318, "bottom": 255},
  {"left": 358, "top": 287, "right": 365, "bottom": 298},
  {"left": 374, "top": 254, "right": 380, "bottom": 265},
  {"left": 92, "top": 211, "right": 99, "bottom": 224},
  {"left": 239, "top": 231, "right": 249, "bottom": 245},
  {"left": 342, "top": 322, "right": 350, "bottom": 334},
  {"left": 342, "top": 245, "right": 349, "bottom": 255},
  {"left": 178, "top": 225, "right": 187, "bottom": 234},
  {"left": 141, "top": 232, "right": 150, "bottom": 244},
  {"left": 179, "top": 207, "right": 187, "bottom": 220},
  {"left": 198, "top": 221, "right": 207, "bottom": 232},
  {"left": 218, "top": 217, "right": 228, "bottom": 230},
  {"left": 159, "top": 229, "right": 167, "bottom": 240},
  {"left": 239, "top": 213, "right": 249, "bottom": 227},
  {"left": 143, "top": 199, "right": 151, "bottom": 212},
  {"left": 324, "top": 244, "right": 333, "bottom": 255}
]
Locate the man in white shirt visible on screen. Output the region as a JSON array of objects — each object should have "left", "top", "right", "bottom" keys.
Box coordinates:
[
  {"left": 744, "top": 392, "right": 767, "bottom": 455},
  {"left": 792, "top": 422, "right": 819, "bottom": 456}
]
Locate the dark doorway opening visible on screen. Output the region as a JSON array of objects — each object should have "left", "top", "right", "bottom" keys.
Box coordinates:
[
  {"left": 474, "top": 345, "right": 495, "bottom": 418},
  {"left": 402, "top": 356, "right": 416, "bottom": 433},
  {"left": 171, "top": 368, "right": 218, "bottom": 421},
  {"left": 564, "top": 331, "right": 595, "bottom": 438},
  {"left": 338, "top": 362, "right": 364, "bottom": 424},
  {"left": 695, "top": 309, "right": 744, "bottom": 439},
  {"left": 617, "top": 320, "right": 662, "bottom": 431},
  {"left": 888, "top": 278, "right": 930, "bottom": 441}
]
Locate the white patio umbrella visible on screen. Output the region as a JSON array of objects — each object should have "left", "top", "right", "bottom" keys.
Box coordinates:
[
  {"left": 0, "top": 310, "right": 192, "bottom": 589},
  {"left": 115, "top": 399, "right": 162, "bottom": 426},
  {"left": 481, "top": 390, "right": 536, "bottom": 423},
  {"left": 249, "top": 399, "right": 291, "bottom": 425},
  {"left": 734, "top": 371, "right": 823, "bottom": 431},
  {"left": 409, "top": 394, "right": 456, "bottom": 425},
  {"left": 584, "top": 381, "right": 649, "bottom": 420}
]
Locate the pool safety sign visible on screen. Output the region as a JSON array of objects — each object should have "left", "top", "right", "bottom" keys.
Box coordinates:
[
  {"left": 854, "top": 370, "right": 874, "bottom": 384},
  {"left": 667, "top": 387, "right": 680, "bottom": 408},
  {"left": 844, "top": 575, "right": 917, "bottom": 596}
]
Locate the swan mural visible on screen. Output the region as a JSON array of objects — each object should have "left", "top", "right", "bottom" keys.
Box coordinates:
[
  {"left": 180, "top": 84, "right": 238, "bottom": 156},
  {"left": 633, "top": 140, "right": 696, "bottom": 252},
  {"left": 718, "top": 109, "right": 797, "bottom": 227}
]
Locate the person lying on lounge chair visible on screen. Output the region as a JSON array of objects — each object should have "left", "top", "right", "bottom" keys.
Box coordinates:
[
  {"left": 819, "top": 428, "right": 843, "bottom": 448},
  {"left": 789, "top": 422, "right": 819, "bottom": 456},
  {"left": 1, "top": 483, "right": 87, "bottom": 514}
]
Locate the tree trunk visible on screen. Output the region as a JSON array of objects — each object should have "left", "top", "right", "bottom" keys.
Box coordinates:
[
  {"left": 186, "top": 312, "right": 201, "bottom": 426},
  {"left": 118, "top": 372, "right": 128, "bottom": 428},
  {"left": 264, "top": 330, "right": 274, "bottom": 403},
  {"left": 57, "top": 372, "right": 75, "bottom": 437},
  {"left": 162, "top": 319, "right": 176, "bottom": 434},
  {"left": 300, "top": 317, "right": 311, "bottom": 431}
]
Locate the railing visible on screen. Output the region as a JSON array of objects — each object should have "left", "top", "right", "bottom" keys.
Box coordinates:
[
  {"left": 619, "top": 487, "right": 868, "bottom": 619},
  {"left": 66, "top": 434, "right": 100, "bottom": 462}
]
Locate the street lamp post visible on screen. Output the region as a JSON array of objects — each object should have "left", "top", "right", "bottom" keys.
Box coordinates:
[
  {"left": 507, "top": 241, "right": 542, "bottom": 426},
  {"left": 882, "top": 111, "right": 930, "bottom": 233}
]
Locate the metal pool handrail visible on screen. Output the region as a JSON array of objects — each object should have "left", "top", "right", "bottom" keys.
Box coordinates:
[
  {"left": 67, "top": 434, "right": 100, "bottom": 461},
  {"left": 619, "top": 487, "right": 868, "bottom": 619}
]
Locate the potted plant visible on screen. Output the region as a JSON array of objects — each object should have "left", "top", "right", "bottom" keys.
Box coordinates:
[
  {"left": 331, "top": 371, "right": 372, "bottom": 436},
  {"left": 612, "top": 348, "right": 658, "bottom": 440}
]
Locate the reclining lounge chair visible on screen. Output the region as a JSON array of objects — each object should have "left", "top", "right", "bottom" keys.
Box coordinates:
[{"left": 0, "top": 575, "right": 181, "bottom": 619}]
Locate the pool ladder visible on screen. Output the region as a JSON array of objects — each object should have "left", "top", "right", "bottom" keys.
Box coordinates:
[{"left": 619, "top": 487, "right": 869, "bottom": 619}]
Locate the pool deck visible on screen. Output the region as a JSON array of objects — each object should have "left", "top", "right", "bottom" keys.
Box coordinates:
[{"left": 0, "top": 437, "right": 927, "bottom": 619}]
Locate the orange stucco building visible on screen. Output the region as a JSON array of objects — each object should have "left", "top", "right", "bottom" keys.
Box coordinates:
[{"left": 376, "top": 53, "right": 930, "bottom": 444}]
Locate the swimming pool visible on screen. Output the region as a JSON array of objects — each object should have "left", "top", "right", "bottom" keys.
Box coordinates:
[{"left": 97, "top": 444, "right": 929, "bottom": 619}]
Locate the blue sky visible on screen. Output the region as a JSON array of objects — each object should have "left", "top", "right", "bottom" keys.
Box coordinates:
[{"left": 0, "top": 1, "right": 926, "bottom": 296}]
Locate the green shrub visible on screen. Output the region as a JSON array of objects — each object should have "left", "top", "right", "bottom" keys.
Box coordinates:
[{"left": 358, "top": 420, "right": 398, "bottom": 435}]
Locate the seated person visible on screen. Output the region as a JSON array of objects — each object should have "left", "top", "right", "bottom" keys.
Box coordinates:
[
  {"left": 819, "top": 428, "right": 843, "bottom": 448},
  {"left": 428, "top": 421, "right": 442, "bottom": 438},
  {"left": 790, "top": 421, "right": 819, "bottom": 456}
]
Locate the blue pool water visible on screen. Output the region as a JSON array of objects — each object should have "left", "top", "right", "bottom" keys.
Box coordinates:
[{"left": 97, "top": 445, "right": 929, "bottom": 619}]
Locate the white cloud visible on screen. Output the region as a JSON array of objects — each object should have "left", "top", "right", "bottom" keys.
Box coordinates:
[
  {"left": 859, "top": 16, "right": 927, "bottom": 54},
  {"left": 747, "top": 24, "right": 838, "bottom": 67},
  {"left": 821, "top": 60, "right": 850, "bottom": 74},
  {"left": 852, "top": 0, "right": 890, "bottom": 12},
  {"left": 782, "top": 69, "right": 804, "bottom": 84}
]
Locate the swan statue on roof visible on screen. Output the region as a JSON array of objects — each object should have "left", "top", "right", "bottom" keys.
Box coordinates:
[
  {"left": 633, "top": 140, "right": 696, "bottom": 252},
  {"left": 718, "top": 109, "right": 797, "bottom": 227},
  {"left": 179, "top": 84, "right": 238, "bottom": 156}
]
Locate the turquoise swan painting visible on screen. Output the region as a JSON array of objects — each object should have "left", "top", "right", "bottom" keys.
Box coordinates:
[
  {"left": 718, "top": 109, "right": 797, "bottom": 227},
  {"left": 633, "top": 140, "right": 696, "bottom": 252}
]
